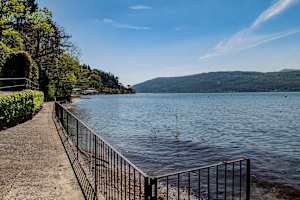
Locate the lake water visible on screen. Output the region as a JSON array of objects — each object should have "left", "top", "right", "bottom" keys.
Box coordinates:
[{"left": 71, "top": 93, "right": 300, "bottom": 192}]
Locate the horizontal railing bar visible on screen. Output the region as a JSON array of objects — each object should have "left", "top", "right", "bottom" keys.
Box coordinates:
[
  {"left": 0, "top": 78, "right": 39, "bottom": 86},
  {"left": 224, "top": 157, "right": 249, "bottom": 164},
  {"left": 56, "top": 102, "right": 149, "bottom": 177},
  {"left": 0, "top": 77, "right": 27, "bottom": 81},
  {"left": 154, "top": 157, "right": 249, "bottom": 179},
  {"left": 0, "top": 84, "right": 26, "bottom": 89}
]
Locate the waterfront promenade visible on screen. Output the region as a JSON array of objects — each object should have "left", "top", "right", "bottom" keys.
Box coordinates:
[{"left": 0, "top": 103, "right": 83, "bottom": 200}]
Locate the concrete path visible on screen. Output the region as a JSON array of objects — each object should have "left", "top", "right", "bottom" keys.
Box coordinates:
[{"left": 0, "top": 103, "right": 83, "bottom": 200}]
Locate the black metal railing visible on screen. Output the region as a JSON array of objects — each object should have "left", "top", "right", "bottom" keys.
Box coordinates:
[
  {"left": 153, "top": 158, "right": 250, "bottom": 200},
  {"left": 0, "top": 77, "right": 39, "bottom": 91},
  {"left": 54, "top": 102, "right": 251, "bottom": 200}
]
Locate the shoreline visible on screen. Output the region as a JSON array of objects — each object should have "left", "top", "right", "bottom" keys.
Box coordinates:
[{"left": 252, "top": 176, "right": 300, "bottom": 200}]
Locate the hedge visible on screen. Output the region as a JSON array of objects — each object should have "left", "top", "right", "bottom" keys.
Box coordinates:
[
  {"left": 1, "top": 51, "right": 32, "bottom": 78},
  {"left": 32, "top": 90, "right": 44, "bottom": 112},
  {"left": 0, "top": 90, "right": 44, "bottom": 130}
]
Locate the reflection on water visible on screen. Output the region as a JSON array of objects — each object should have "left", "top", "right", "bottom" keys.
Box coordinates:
[{"left": 71, "top": 93, "right": 300, "bottom": 191}]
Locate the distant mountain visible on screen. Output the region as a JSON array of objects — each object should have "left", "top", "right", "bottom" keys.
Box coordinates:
[
  {"left": 279, "top": 68, "right": 300, "bottom": 72},
  {"left": 133, "top": 71, "right": 300, "bottom": 93}
]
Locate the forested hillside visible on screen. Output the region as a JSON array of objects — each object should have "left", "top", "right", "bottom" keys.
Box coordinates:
[
  {"left": 133, "top": 70, "right": 300, "bottom": 93},
  {"left": 0, "top": 0, "right": 133, "bottom": 99}
]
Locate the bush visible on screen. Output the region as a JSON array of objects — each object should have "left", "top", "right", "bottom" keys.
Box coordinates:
[
  {"left": 0, "top": 90, "right": 44, "bottom": 130},
  {"left": 47, "top": 84, "right": 56, "bottom": 101},
  {"left": 32, "top": 90, "right": 44, "bottom": 112},
  {"left": 1, "top": 51, "right": 32, "bottom": 78}
]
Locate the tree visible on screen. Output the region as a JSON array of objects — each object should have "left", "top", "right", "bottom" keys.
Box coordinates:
[
  {"left": 0, "top": 0, "right": 134, "bottom": 97},
  {"left": 46, "top": 53, "right": 80, "bottom": 99},
  {"left": 0, "top": 42, "right": 12, "bottom": 69}
]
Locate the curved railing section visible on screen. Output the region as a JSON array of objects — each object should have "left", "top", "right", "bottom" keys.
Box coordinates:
[{"left": 54, "top": 102, "right": 251, "bottom": 200}]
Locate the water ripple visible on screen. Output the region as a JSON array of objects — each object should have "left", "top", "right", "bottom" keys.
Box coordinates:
[{"left": 72, "top": 93, "right": 300, "bottom": 190}]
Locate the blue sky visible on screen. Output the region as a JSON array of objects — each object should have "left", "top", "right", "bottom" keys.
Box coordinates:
[{"left": 38, "top": 0, "right": 300, "bottom": 85}]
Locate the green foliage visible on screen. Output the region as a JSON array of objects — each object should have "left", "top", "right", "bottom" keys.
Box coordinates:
[
  {"left": 0, "top": 0, "right": 132, "bottom": 99},
  {"left": 0, "top": 0, "right": 31, "bottom": 45},
  {"left": 0, "top": 42, "right": 13, "bottom": 69},
  {"left": 46, "top": 53, "right": 80, "bottom": 99},
  {"left": 2, "top": 28, "right": 23, "bottom": 50},
  {"left": 27, "top": 8, "right": 54, "bottom": 33},
  {"left": 47, "top": 84, "right": 56, "bottom": 100},
  {"left": 30, "top": 60, "right": 39, "bottom": 83},
  {"left": 1, "top": 51, "right": 32, "bottom": 78},
  {"left": 2, "top": 28, "right": 23, "bottom": 49},
  {"left": 133, "top": 71, "right": 300, "bottom": 93},
  {"left": 32, "top": 90, "right": 44, "bottom": 112},
  {"left": 0, "top": 89, "right": 44, "bottom": 129},
  {"left": 75, "top": 64, "right": 133, "bottom": 94}
]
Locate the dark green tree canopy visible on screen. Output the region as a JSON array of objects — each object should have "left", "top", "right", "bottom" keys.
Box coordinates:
[{"left": 0, "top": 0, "right": 134, "bottom": 99}]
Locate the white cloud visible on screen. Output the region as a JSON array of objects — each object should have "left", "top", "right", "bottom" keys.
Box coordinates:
[
  {"left": 251, "top": 0, "right": 297, "bottom": 29},
  {"left": 129, "top": 5, "right": 152, "bottom": 10},
  {"left": 234, "top": 29, "right": 300, "bottom": 50},
  {"left": 102, "top": 18, "right": 150, "bottom": 30},
  {"left": 200, "top": 0, "right": 300, "bottom": 60}
]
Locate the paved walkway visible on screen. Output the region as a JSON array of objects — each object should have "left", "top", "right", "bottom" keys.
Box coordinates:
[
  {"left": 0, "top": 91, "right": 12, "bottom": 96},
  {"left": 0, "top": 103, "right": 83, "bottom": 200}
]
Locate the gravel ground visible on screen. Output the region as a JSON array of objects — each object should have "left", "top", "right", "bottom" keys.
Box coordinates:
[{"left": 0, "top": 102, "right": 83, "bottom": 200}]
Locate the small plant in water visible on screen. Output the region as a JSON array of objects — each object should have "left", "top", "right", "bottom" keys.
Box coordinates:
[
  {"left": 175, "top": 113, "right": 180, "bottom": 141},
  {"left": 150, "top": 127, "right": 159, "bottom": 143}
]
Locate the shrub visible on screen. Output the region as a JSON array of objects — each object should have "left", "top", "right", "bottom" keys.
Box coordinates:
[
  {"left": 0, "top": 90, "right": 44, "bottom": 130},
  {"left": 47, "top": 84, "right": 56, "bottom": 101},
  {"left": 32, "top": 90, "right": 44, "bottom": 112},
  {"left": 1, "top": 51, "right": 32, "bottom": 78}
]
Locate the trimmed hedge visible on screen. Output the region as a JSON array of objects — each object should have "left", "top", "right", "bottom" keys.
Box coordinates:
[
  {"left": 32, "top": 90, "right": 44, "bottom": 112},
  {"left": 1, "top": 51, "right": 32, "bottom": 78},
  {"left": 0, "top": 90, "right": 44, "bottom": 130}
]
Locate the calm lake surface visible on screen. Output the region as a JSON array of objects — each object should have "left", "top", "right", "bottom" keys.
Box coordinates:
[{"left": 72, "top": 93, "right": 300, "bottom": 190}]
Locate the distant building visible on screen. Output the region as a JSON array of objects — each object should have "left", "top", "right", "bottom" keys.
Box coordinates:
[
  {"left": 72, "top": 88, "right": 82, "bottom": 95},
  {"left": 81, "top": 88, "right": 98, "bottom": 95}
]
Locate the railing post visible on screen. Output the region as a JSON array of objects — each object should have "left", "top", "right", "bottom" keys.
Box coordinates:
[
  {"left": 225, "top": 163, "right": 227, "bottom": 200},
  {"left": 66, "top": 112, "right": 69, "bottom": 133},
  {"left": 144, "top": 177, "right": 157, "bottom": 200},
  {"left": 94, "top": 134, "right": 97, "bottom": 200},
  {"left": 151, "top": 178, "right": 158, "bottom": 200},
  {"left": 60, "top": 105, "right": 63, "bottom": 123},
  {"left": 246, "top": 159, "right": 251, "bottom": 200},
  {"left": 144, "top": 177, "right": 151, "bottom": 200},
  {"left": 54, "top": 103, "right": 57, "bottom": 117},
  {"left": 76, "top": 120, "right": 79, "bottom": 159}
]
